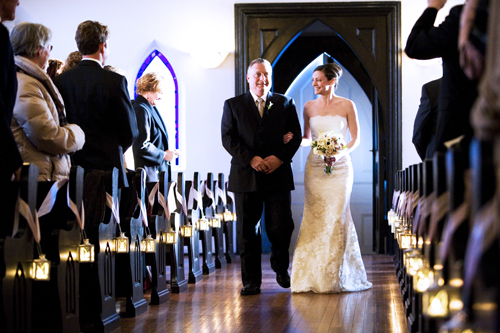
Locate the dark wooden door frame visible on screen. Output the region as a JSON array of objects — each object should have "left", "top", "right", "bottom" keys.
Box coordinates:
[{"left": 235, "top": 2, "right": 401, "bottom": 254}]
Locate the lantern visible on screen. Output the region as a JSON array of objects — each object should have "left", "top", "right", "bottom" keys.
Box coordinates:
[
  {"left": 180, "top": 223, "right": 194, "bottom": 237},
  {"left": 31, "top": 254, "right": 50, "bottom": 281},
  {"left": 79, "top": 238, "right": 95, "bottom": 263},
  {"left": 165, "top": 228, "right": 177, "bottom": 244},
  {"left": 115, "top": 232, "right": 129, "bottom": 253},
  {"left": 223, "top": 210, "right": 233, "bottom": 222},
  {"left": 141, "top": 234, "right": 156, "bottom": 253},
  {"left": 398, "top": 230, "right": 413, "bottom": 249},
  {"left": 414, "top": 266, "right": 434, "bottom": 292},
  {"left": 209, "top": 217, "right": 221, "bottom": 228},
  {"left": 422, "top": 286, "right": 463, "bottom": 318},
  {"left": 232, "top": 212, "right": 237, "bottom": 221},
  {"left": 198, "top": 218, "right": 209, "bottom": 231}
]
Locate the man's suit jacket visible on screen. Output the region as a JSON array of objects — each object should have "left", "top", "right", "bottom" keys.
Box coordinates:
[
  {"left": 221, "top": 91, "right": 301, "bottom": 192},
  {"left": 405, "top": 6, "right": 478, "bottom": 153},
  {"left": 132, "top": 95, "right": 170, "bottom": 182},
  {"left": 412, "top": 78, "right": 441, "bottom": 160},
  {"left": 0, "top": 23, "right": 22, "bottom": 182},
  {"left": 54, "top": 60, "right": 138, "bottom": 187}
]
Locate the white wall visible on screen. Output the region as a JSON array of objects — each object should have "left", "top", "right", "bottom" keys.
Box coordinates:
[{"left": 8, "top": 0, "right": 464, "bottom": 178}]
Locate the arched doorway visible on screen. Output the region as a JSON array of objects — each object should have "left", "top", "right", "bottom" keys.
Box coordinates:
[{"left": 235, "top": 2, "right": 401, "bottom": 254}]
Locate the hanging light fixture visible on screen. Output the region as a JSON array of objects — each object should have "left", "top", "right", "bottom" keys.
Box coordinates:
[
  {"left": 141, "top": 234, "right": 156, "bottom": 253},
  {"left": 79, "top": 238, "right": 95, "bottom": 263},
  {"left": 115, "top": 232, "right": 129, "bottom": 253},
  {"left": 165, "top": 228, "right": 177, "bottom": 244},
  {"left": 198, "top": 218, "right": 209, "bottom": 231},
  {"left": 180, "top": 223, "right": 194, "bottom": 237},
  {"left": 31, "top": 254, "right": 50, "bottom": 281}
]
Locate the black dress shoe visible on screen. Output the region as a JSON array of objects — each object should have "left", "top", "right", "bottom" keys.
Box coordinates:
[
  {"left": 240, "top": 283, "right": 261, "bottom": 295},
  {"left": 276, "top": 272, "right": 291, "bottom": 288}
]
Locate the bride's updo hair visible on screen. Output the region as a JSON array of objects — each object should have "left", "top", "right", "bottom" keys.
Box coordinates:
[{"left": 314, "top": 63, "right": 342, "bottom": 90}]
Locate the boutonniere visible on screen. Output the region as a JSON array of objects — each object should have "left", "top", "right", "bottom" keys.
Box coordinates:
[{"left": 267, "top": 102, "right": 273, "bottom": 111}]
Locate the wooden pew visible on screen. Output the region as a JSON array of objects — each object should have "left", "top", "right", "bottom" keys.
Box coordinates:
[
  {"left": 145, "top": 171, "right": 170, "bottom": 304},
  {"left": 115, "top": 169, "right": 148, "bottom": 317},
  {"left": 213, "top": 174, "right": 227, "bottom": 269},
  {"left": 33, "top": 166, "right": 84, "bottom": 332},
  {"left": 184, "top": 172, "right": 203, "bottom": 284},
  {"left": 79, "top": 169, "right": 120, "bottom": 332},
  {"left": 1, "top": 163, "right": 38, "bottom": 333},
  {"left": 169, "top": 173, "right": 188, "bottom": 293}
]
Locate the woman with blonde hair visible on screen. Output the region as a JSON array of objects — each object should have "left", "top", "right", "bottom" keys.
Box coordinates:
[
  {"left": 10, "top": 22, "right": 85, "bottom": 181},
  {"left": 132, "top": 72, "right": 177, "bottom": 182}
]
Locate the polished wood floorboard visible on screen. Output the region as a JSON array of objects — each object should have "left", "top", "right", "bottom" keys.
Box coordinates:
[{"left": 114, "top": 255, "right": 408, "bottom": 333}]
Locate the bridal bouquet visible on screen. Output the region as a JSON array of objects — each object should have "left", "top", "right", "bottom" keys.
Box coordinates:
[{"left": 311, "top": 131, "right": 347, "bottom": 174}]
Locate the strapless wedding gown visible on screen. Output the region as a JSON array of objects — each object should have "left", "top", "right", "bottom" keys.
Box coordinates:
[{"left": 290, "top": 115, "right": 372, "bottom": 293}]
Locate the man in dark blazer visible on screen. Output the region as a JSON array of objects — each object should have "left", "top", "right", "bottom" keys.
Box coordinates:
[
  {"left": 132, "top": 73, "right": 175, "bottom": 182},
  {"left": 405, "top": 0, "right": 478, "bottom": 155},
  {"left": 55, "top": 20, "right": 138, "bottom": 187},
  {"left": 0, "top": 0, "right": 22, "bottom": 183},
  {"left": 412, "top": 78, "right": 441, "bottom": 160},
  {"left": 221, "top": 58, "right": 302, "bottom": 295}
]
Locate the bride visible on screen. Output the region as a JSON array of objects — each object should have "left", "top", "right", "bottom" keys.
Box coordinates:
[{"left": 289, "top": 63, "right": 372, "bottom": 293}]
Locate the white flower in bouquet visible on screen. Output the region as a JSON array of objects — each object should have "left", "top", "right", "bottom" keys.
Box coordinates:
[{"left": 311, "top": 131, "right": 347, "bottom": 174}]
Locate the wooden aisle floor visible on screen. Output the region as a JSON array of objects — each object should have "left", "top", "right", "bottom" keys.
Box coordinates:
[{"left": 115, "top": 255, "right": 408, "bottom": 333}]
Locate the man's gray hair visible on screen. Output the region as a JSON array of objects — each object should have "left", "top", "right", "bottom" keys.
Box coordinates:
[
  {"left": 11, "top": 22, "right": 52, "bottom": 58},
  {"left": 247, "top": 58, "right": 272, "bottom": 74}
]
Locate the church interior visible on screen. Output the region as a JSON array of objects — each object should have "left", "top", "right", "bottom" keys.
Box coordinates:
[{"left": 2, "top": 0, "right": 499, "bottom": 332}]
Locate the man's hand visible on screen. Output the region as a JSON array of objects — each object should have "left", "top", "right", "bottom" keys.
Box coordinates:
[
  {"left": 263, "top": 155, "right": 283, "bottom": 174},
  {"left": 164, "top": 150, "right": 179, "bottom": 162},
  {"left": 283, "top": 132, "right": 293, "bottom": 144},
  {"left": 428, "top": 0, "right": 446, "bottom": 10},
  {"left": 250, "top": 156, "right": 271, "bottom": 173}
]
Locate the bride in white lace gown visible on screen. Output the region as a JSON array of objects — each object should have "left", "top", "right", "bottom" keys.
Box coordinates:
[{"left": 290, "top": 63, "right": 372, "bottom": 293}]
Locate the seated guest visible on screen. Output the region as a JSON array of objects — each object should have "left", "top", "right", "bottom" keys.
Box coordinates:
[
  {"left": 412, "top": 78, "right": 441, "bottom": 160},
  {"left": 103, "top": 64, "right": 125, "bottom": 76},
  {"left": 10, "top": 22, "right": 85, "bottom": 181},
  {"left": 132, "top": 72, "right": 177, "bottom": 182},
  {"left": 60, "top": 51, "right": 81, "bottom": 74},
  {"left": 54, "top": 20, "right": 138, "bottom": 187},
  {"left": 46, "top": 58, "right": 63, "bottom": 80}
]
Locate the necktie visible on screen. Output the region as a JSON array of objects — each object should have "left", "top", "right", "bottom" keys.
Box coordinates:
[{"left": 256, "top": 98, "right": 264, "bottom": 118}]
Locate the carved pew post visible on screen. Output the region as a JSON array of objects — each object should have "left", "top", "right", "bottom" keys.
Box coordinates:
[
  {"left": 1, "top": 164, "right": 38, "bottom": 333},
  {"left": 199, "top": 173, "right": 215, "bottom": 275},
  {"left": 145, "top": 171, "right": 170, "bottom": 304},
  {"left": 224, "top": 181, "right": 237, "bottom": 263},
  {"left": 79, "top": 169, "right": 120, "bottom": 332},
  {"left": 169, "top": 173, "right": 188, "bottom": 293},
  {"left": 184, "top": 172, "right": 203, "bottom": 284},
  {"left": 213, "top": 174, "right": 227, "bottom": 268},
  {"left": 115, "top": 169, "right": 148, "bottom": 317}
]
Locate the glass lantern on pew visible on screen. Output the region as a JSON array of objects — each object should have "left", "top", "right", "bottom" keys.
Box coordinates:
[
  {"left": 115, "top": 232, "right": 129, "bottom": 253},
  {"left": 141, "top": 234, "right": 156, "bottom": 253},
  {"left": 180, "top": 222, "right": 194, "bottom": 237},
  {"left": 414, "top": 264, "right": 435, "bottom": 293},
  {"left": 223, "top": 210, "right": 233, "bottom": 222},
  {"left": 198, "top": 217, "right": 210, "bottom": 231},
  {"left": 165, "top": 228, "right": 177, "bottom": 244},
  {"left": 31, "top": 253, "right": 50, "bottom": 281},
  {"left": 209, "top": 216, "right": 221, "bottom": 228},
  {"left": 422, "top": 284, "right": 463, "bottom": 318},
  {"left": 387, "top": 209, "right": 396, "bottom": 228},
  {"left": 79, "top": 238, "right": 95, "bottom": 263}
]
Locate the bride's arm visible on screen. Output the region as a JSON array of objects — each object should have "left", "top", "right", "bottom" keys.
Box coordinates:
[
  {"left": 301, "top": 102, "right": 312, "bottom": 147},
  {"left": 336, "top": 100, "right": 360, "bottom": 159}
]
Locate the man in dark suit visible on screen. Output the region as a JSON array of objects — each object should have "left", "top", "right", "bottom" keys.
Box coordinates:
[
  {"left": 55, "top": 20, "right": 138, "bottom": 187},
  {"left": 221, "top": 58, "right": 302, "bottom": 295},
  {"left": 405, "top": 0, "right": 478, "bottom": 155},
  {"left": 412, "top": 78, "right": 441, "bottom": 160},
  {"left": 0, "top": 0, "right": 22, "bottom": 183}
]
